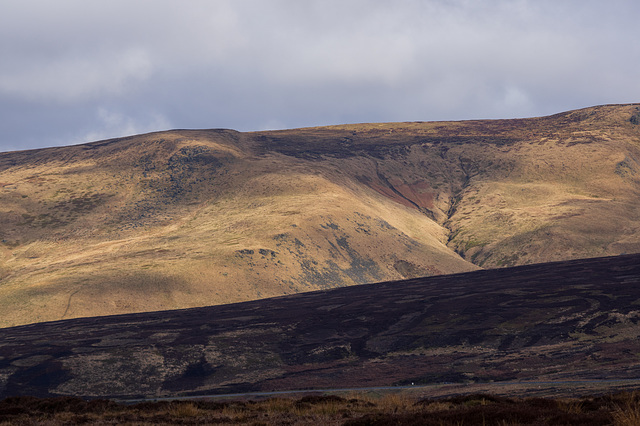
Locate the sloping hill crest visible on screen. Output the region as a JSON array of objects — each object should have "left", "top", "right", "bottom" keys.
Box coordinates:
[{"left": 0, "top": 103, "right": 639, "bottom": 327}]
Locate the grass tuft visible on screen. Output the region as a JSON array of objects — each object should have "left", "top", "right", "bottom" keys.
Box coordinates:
[{"left": 167, "top": 401, "right": 200, "bottom": 417}]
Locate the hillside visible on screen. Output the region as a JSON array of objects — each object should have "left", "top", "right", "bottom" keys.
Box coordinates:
[
  {"left": 0, "top": 104, "right": 640, "bottom": 326},
  {"left": 1, "top": 253, "right": 639, "bottom": 399}
]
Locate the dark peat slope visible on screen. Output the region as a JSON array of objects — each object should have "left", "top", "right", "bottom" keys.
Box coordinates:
[{"left": 1, "top": 253, "right": 640, "bottom": 400}]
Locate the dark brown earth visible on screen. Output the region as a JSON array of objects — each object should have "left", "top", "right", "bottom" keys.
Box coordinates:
[{"left": 1, "top": 253, "right": 640, "bottom": 400}]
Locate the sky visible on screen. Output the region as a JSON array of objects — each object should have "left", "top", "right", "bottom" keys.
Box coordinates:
[{"left": 1, "top": 0, "right": 639, "bottom": 152}]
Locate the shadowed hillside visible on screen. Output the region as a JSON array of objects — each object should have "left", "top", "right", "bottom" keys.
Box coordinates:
[
  {"left": 0, "top": 104, "right": 640, "bottom": 326},
  {"left": 0, "top": 253, "right": 639, "bottom": 399}
]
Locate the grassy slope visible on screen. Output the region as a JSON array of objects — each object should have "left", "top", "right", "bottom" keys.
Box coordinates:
[
  {"left": 0, "top": 104, "right": 639, "bottom": 327},
  {"left": 0, "top": 130, "right": 472, "bottom": 327}
]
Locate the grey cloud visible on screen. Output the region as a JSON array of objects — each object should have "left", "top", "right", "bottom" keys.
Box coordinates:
[
  {"left": 1, "top": 0, "right": 639, "bottom": 152},
  {"left": 0, "top": 48, "right": 152, "bottom": 103}
]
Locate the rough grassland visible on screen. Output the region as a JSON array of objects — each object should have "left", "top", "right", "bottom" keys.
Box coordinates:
[
  {"left": 0, "top": 104, "right": 639, "bottom": 327},
  {"left": 1, "top": 253, "right": 639, "bottom": 400},
  {"left": 5, "top": 392, "right": 640, "bottom": 425}
]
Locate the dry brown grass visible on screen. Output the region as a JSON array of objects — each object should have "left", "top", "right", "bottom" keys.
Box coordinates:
[
  {"left": 1, "top": 104, "right": 640, "bottom": 328},
  {"left": 167, "top": 401, "right": 200, "bottom": 417},
  {"left": 557, "top": 398, "right": 586, "bottom": 415},
  {"left": 1, "top": 391, "right": 630, "bottom": 425},
  {"left": 612, "top": 391, "right": 640, "bottom": 426}
]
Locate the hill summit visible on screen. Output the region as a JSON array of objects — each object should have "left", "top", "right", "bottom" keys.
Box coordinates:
[{"left": 1, "top": 103, "right": 639, "bottom": 327}]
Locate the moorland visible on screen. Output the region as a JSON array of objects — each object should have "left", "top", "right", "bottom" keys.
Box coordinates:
[
  {"left": 0, "top": 104, "right": 639, "bottom": 327},
  {"left": 2, "top": 104, "right": 640, "bottom": 423},
  {"left": 4, "top": 391, "right": 640, "bottom": 425},
  {"left": 1, "top": 253, "right": 639, "bottom": 401}
]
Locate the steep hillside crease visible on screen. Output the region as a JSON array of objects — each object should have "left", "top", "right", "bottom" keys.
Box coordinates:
[{"left": 0, "top": 104, "right": 639, "bottom": 327}]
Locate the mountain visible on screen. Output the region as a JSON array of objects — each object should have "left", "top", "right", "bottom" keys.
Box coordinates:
[
  {"left": 1, "top": 253, "right": 639, "bottom": 399},
  {"left": 1, "top": 103, "right": 640, "bottom": 327}
]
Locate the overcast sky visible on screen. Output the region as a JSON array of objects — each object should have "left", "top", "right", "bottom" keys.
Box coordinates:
[{"left": 1, "top": 0, "right": 639, "bottom": 152}]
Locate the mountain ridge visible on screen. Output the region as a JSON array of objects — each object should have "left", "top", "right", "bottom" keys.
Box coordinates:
[{"left": 0, "top": 103, "right": 639, "bottom": 327}]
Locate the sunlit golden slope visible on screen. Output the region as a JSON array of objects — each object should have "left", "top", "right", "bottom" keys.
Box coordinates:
[{"left": 1, "top": 104, "right": 639, "bottom": 327}]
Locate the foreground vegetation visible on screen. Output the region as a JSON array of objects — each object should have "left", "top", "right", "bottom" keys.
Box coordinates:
[{"left": 3, "top": 391, "right": 640, "bottom": 425}]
